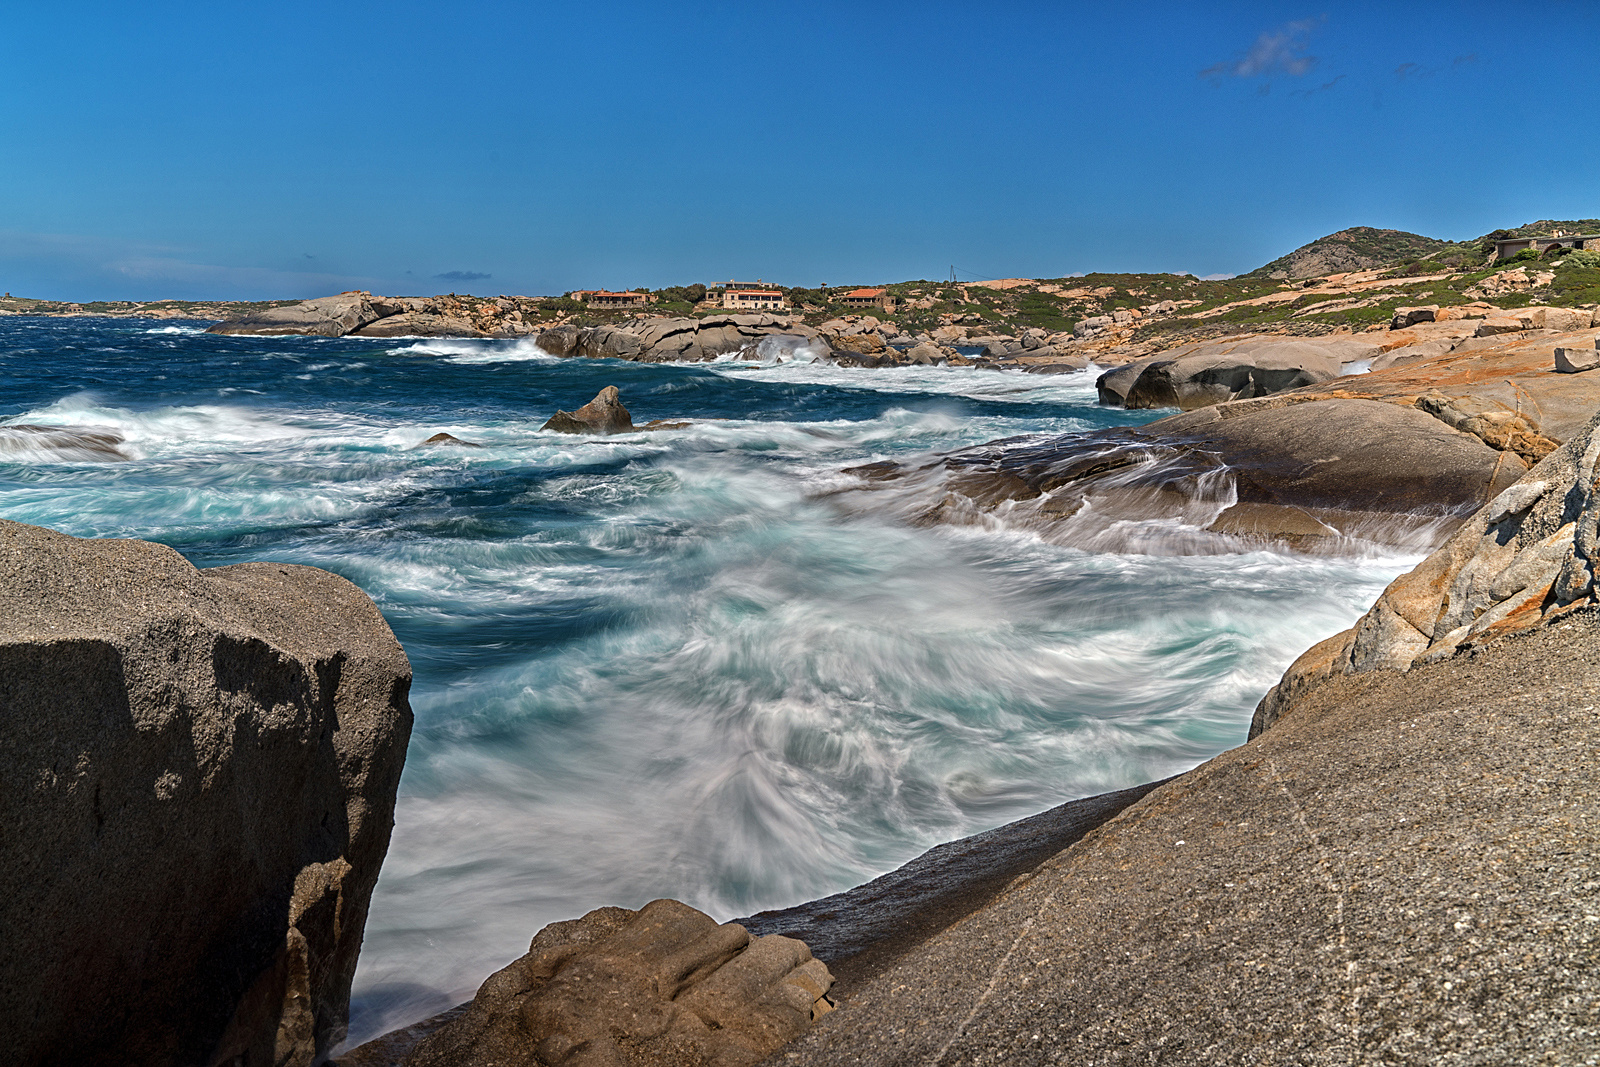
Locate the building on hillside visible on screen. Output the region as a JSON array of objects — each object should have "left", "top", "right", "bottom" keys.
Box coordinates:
[
  {"left": 570, "top": 290, "right": 653, "bottom": 308},
  {"left": 1493, "top": 234, "right": 1600, "bottom": 261},
  {"left": 837, "top": 287, "right": 898, "bottom": 312},
  {"left": 721, "top": 285, "right": 788, "bottom": 310}
]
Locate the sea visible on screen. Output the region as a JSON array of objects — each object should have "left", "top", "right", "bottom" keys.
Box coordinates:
[{"left": 0, "top": 318, "right": 1418, "bottom": 1046}]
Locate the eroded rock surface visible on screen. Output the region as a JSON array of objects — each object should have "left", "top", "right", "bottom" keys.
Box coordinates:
[
  {"left": 835, "top": 395, "right": 1522, "bottom": 553},
  {"left": 1120, "top": 340, "right": 1343, "bottom": 410},
  {"left": 0, "top": 520, "right": 413, "bottom": 1067},
  {"left": 542, "top": 386, "right": 634, "bottom": 435},
  {"left": 1253, "top": 402, "right": 1600, "bottom": 735},
  {"left": 402, "top": 899, "right": 834, "bottom": 1067}
]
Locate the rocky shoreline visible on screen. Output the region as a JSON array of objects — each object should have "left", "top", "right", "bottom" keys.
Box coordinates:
[{"left": 11, "top": 273, "right": 1600, "bottom": 1062}]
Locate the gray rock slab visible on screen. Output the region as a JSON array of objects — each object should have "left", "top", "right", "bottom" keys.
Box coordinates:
[
  {"left": 782, "top": 609, "right": 1600, "bottom": 1065},
  {"left": 737, "top": 779, "right": 1169, "bottom": 994},
  {"left": 207, "top": 292, "right": 381, "bottom": 337},
  {"left": 1555, "top": 344, "right": 1600, "bottom": 373}
]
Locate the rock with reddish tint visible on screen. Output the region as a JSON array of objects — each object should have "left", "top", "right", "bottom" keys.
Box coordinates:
[{"left": 1253, "top": 403, "right": 1600, "bottom": 735}]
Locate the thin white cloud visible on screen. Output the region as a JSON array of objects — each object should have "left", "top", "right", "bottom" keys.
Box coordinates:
[{"left": 1202, "top": 18, "right": 1323, "bottom": 82}]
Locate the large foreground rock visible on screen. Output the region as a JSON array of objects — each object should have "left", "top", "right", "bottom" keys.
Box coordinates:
[
  {"left": 402, "top": 899, "right": 834, "bottom": 1067},
  {"left": 0, "top": 520, "right": 413, "bottom": 1067},
  {"left": 782, "top": 608, "right": 1600, "bottom": 1064}
]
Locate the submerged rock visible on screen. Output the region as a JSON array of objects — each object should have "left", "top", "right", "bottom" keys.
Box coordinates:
[
  {"left": 836, "top": 395, "right": 1523, "bottom": 553},
  {"left": 0, "top": 423, "right": 130, "bottom": 461},
  {"left": 0, "top": 519, "right": 413, "bottom": 1066},
  {"left": 542, "top": 386, "right": 634, "bottom": 435},
  {"left": 402, "top": 899, "right": 834, "bottom": 1067},
  {"left": 414, "top": 432, "right": 483, "bottom": 448}
]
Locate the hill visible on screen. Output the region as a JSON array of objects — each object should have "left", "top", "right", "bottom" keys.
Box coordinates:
[{"left": 1250, "top": 226, "right": 1457, "bottom": 280}]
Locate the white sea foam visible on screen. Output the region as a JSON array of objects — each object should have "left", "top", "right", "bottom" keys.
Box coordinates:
[
  {"left": 0, "top": 334, "right": 1418, "bottom": 1049},
  {"left": 387, "top": 337, "right": 558, "bottom": 363}
]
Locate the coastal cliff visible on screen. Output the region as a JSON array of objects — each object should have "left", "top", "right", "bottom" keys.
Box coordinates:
[{"left": 0, "top": 520, "right": 413, "bottom": 1067}]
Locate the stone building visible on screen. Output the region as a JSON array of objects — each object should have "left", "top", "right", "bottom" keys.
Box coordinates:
[
  {"left": 1493, "top": 233, "right": 1600, "bottom": 260},
  {"left": 571, "top": 290, "right": 653, "bottom": 308},
  {"left": 838, "top": 288, "right": 898, "bottom": 312}
]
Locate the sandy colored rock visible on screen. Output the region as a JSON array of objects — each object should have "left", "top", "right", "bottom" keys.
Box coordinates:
[
  {"left": 402, "top": 900, "right": 833, "bottom": 1067},
  {"left": 541, "top": 386, "right": 634, "bottom": 435},
  {"left": 1253, "top": 403, "right": 1600, "bottom": 739},
  {"left": 1556, "top": 344, "right": 1600, "bottom": 373},
  {"left": 0, "top": 520, "right": 413, "bottom": 1067}
]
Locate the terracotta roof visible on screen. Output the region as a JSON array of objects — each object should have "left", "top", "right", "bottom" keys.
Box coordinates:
[{"left": 843, "top": 288, "right": 886, "bottom": 298}]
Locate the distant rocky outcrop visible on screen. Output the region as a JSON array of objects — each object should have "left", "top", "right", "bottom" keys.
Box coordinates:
[
  {"left": 0, "top": 520, "right": 413, "bottom": 1067},
  {"left": 399, "top": 899, "right": 834, "bottom": 1067},
  {"left": 542, "top": 386, "right": 634, "bottom": 435},
  {"left": 207, "top": 292, "right": 388, "bottom": 337},
  {"left": 207, "top": 293, "right": 543, "bottom": 339},
  {"left": 536, "top": 313, "right": 825, "bottom": 363}
]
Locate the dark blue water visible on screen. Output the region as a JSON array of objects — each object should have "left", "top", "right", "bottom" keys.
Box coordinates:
[{"left": 0, "top": 318, "right": 1414, "bottom": 1044}]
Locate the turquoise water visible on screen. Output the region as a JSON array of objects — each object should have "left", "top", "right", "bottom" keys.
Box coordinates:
[{"left": 0, "top": 318, "right": 1415, "bottom": 1044}]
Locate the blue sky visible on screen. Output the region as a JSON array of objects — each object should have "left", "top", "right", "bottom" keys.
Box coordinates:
[{"left": 1, "top": 1, "right": 1596, "bottom": 300}]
